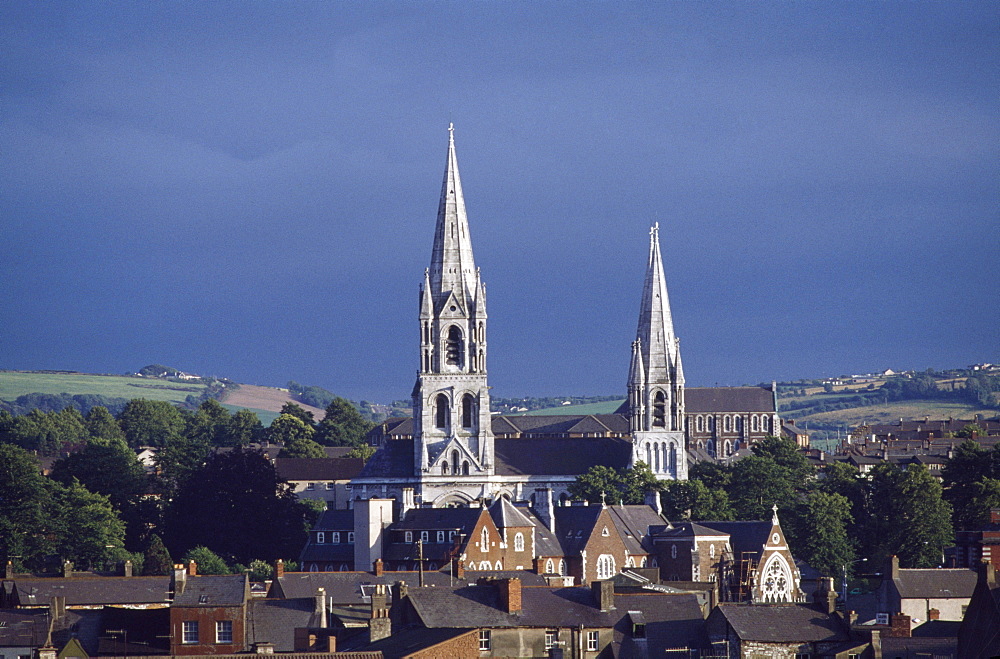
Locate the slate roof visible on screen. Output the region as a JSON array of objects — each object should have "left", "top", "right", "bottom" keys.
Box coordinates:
[
  {"left": 553, "top": 505, "right": 606, "bottom": 553},
  {"left": 614, "top": 592, "right": 711, "bottom": 654},
  {"left": 359, "top": 628, "right": 476, "bottom": 658},
  {"left": 710, "top": 603, "right": 849, "bottom": 642},
  {"left": 489, "top": 497, "right": 536, "bottom": 529},
  {"left": 4, "top": 575, "right": 171, "bottom": 606},
  {"left": 894, "top": 568, "right": 977, "bottom": 599},
  {"left": 881, "top": 636, "right": 959, "bottom": 656},
  {"left": 496, "top": 437, "right": 633, "bottom": 476},
  {"left": 246, "top": 598, "right": 324, "bottom": 650},
  {"left": 698, "top": 521, "right": 771, "bottom": 558},
  {"left": 358, "top": 435, "right": 635, "bottom": 479},
  {"left": 392, "top": 506, "right": 484, "bottom": 531},
  {"left": 607, "top": 505, "right": 669, "bottom": 554},
  {"left": 313, "top": 509, "right": 355, "bottom": 531},
  {"left": 299, "top": 541, "right": 356, "bottom": 564},
  {"left": 172, "top": 574, "right": 248, "bottom": 607},
  {"left": 270, "top": 570, "right": 546, "bottom": 603},
  {"left": 0, "top": 609, "right": 49, "bottom": 646},
  {"left": 654, "top": 522, "right": 730, "bottom": 539},
  {"left": 275, "top": 457, "right": 364, "bottom": 481},
  {"left": 684, "top": 387, "right": 775, "bottom": 414}
]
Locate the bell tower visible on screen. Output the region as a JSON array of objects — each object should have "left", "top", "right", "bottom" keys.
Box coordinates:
[
  {"left": 628, "top": 223, "right": 687, "bottom": 480},
  {"left": 412, "top": 125, "right": 494, "bottom": 486}
]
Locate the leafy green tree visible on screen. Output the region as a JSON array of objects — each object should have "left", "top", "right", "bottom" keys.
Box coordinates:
[
  {"left": 268, "top": 414, "right": 316, "bottom": 446},
  {"left": 660, "top": 479, "right": 734, "bottom": 521},
  {"left": 569, "top": 463, "right": 659, "bottom": 505},
  {"left": 118, "top": 399, "right": 186, "bottom": 448},
  {"left": 863, "top": 463, "right": 952, "bottom": 568},
  {"left": 0, "top": 444, "right": 58, "bottom": 569},
  {"left": 7, "top": 408, "right": 89, "bottom": 455},
  {"left": 164, "top": 448, "right": 310, "bottom": 564},
  {"left": 184, "top": 546, "right": 231, "bottom": 575},
  {"left": 53, "top": 480, "right": 127, "bottom": 571},
  {"left": 84, "top": 406, "right": 125, "bottom": 440},
  {"left": 783, "top": 491, "right": 855, "bottom": 577},
  {"left": 277, "top": 435, "right": 326, "bottom": 458},
  {"left": 817, "top": 461, "right": 867, "bottom": 538},
  {"left": 957, "top": 424, "right": 988, "bottom": 438},
  {"left": 941, "top": 440, "right": 995, "bottom": 531},
  {"left": 313, "top": 398, "right": 374, "bottom": 447},
  {"left": 688, "top": 461, "right": 732, "bottom": 492},
  {"left": 142, "top": 534, "right": 173, "bottom": 575},
  {"left": 221, "top": 409, "right": 263, "bottom": 447},
  {"left": 751, "top": 436, "right": 814, "bottom": 490},
  {"left": 729, "top": 456, "right": 796, "bottom": 520},
  {"left": 280, "top": 402, "right": 315, "bottom": 426},
  {"left": 50, "top": 437, "right": 147, "bottom": 511},
  {"left": 185, "top": 399, "right": 231, "bottom": 446},
  {"left": 344, "top": 444, "right": 377, "bottom": 462}
]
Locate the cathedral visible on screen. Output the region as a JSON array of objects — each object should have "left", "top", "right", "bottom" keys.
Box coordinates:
[{"left": 350, "top": 126, "right": 688, "bottom": 508}]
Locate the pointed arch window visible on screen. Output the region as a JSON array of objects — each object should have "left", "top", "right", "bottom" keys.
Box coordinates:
[
  {"left": 462, "top": 461, "right": 470, "bottom": 475},
  {"left": 480, "top": 527, "right": 489, "bottom": 551},
  {"left": 652, "top": 391, "right": 666, "bottom": 428},
  {"left": 545, "top": 558, "right": 554, "bottom": 574},
  {"left": 751, "top": 415, "right": 759, "bottom": 432},
  {"left": 435, "top": 394, "right": 449, "bottom": 429},
  {"left": 462, "top": 394, "right": 475, "bottom": 428},
  {"left": 445, "top": 326, "right": 464, "bottom": 367},
  {"left": 441, "top": 461, "right": 449, "bottom": 474},
  {"left": 514, "top": 533, "right": 525, "bottom": 552},
  {"left": 669, "top": 443, "right": 677, "bottom": 475}
]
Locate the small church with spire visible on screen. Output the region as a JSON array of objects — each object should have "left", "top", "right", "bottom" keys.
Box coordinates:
[{"left": 352, "top": 125, "right": 690, "bottom": 507}]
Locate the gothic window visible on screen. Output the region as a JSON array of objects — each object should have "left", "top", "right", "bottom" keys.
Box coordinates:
[
  {"left": 435, "top": 394, "right": 449, "bottom": 429},
  {"left": 495, "top": 561, "right": 502, "bottom": 570},
  {"left": 481, "top": 527, "right": 489, "bottom": 550},
  {"left": 751, "top": 415, "right": 759, "bottom": 432},
  {"left": 479, "top": 561, "right": 490, "bottom": 570},
  {"left": 724, "top": 415, "right": 731, "bottom": 432},
  {"left": 671, "top": 544, "right": 677, "bottom": 559},
  {"left": 596, "top": 554, "right": 616, "bottom": 580},
  {"left": 514, "top": 533, "right": 525, "bottom": 552},
  {"left": 558, "top": 559, "right": 567, "bottom": 575},
  {"left": 708, "top": 416, "right": 715, "bottom": 431},
  {"left": 645, "top": 443, "right": 651, "bottom": 467},
  {"left": 545, "top": 558, "right": 554, "bottom": 573},
  {"left": 761, "top": 554, "right": 793, "bottom": 603},
  {"left": 669, "top": 443, "right": 677, "bottom": 474},
  {"left": 462, "top": 461, "right": 470, "bottom": 475},
  {"left": 462, "top": 394, "right": 475, "bottom": 428},
  {"left": 736, "top": 416, "right": 743, "bottom": 432},
  {"left": 696, "top": 415, "right": 704, "bottom": 432},
  {"left": 710, "top": 544, "right": 716, "bottom": 559},
  {"left": 451, "top": 450, "right": 460, "bottom": 475},
  {"left": 724, "top": 440, "right": 731, "bottom": 457},
  {"left": 654, "top": 444, "right": 661, "bottom": 473},
  {"left": 445, "top": 326, "right": 464, "bottom": 367},
  {"left": 441, "top": 461, "right": 448, "bottom": 474},
  {"left": 652, "top": 391, "right": 666, "bottom": 427}
]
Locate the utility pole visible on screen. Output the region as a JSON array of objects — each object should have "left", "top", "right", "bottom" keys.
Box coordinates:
[{"left": 418, "top": 538, "right": 425, "bottom": 587}]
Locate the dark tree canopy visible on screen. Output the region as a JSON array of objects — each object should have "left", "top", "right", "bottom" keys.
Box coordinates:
[
  {"left": 117, "top": 399, "right": 186, "bottom": 448},
  {"left": 164, "top": 448, "right": 310, "bottom": 563},
  {"left": 142, "top": 534, "right": 173, "bottom": 576},
  {"left": 569, "top": 463, "right": 659, "bottom": 505}
]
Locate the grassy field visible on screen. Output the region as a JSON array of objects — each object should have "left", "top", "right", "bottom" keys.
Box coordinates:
[
  {"left": 522, "top": 400, "right": 625, "bottom": 416},
  {"left": 793, "top": 400, "right": 998, "bottom": 428},
  {"left": 0, "top": 371, "right": 206, "bottom": 405},
  {"left": 219, "top": 404, "right": 280, "bottom": 426}
]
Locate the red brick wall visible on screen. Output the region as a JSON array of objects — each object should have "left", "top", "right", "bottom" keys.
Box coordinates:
[
  {"left": 170, "top": 606, "right": 244, "bottom": 655},
  {"left": 406, "top": 629, "right": 480, "bottom": 659}
]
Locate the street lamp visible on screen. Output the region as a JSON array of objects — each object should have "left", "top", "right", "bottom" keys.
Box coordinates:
[{"left": 842, "top": 558, "right": 867, "bottom": 610}]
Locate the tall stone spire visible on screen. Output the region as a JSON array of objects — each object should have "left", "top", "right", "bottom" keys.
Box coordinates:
[
  {"left": 429, "top": 123, "right": 478, "bottom": 307},
  {"left": 628, "top": 223, "right": 686, "bottom": 480},
  {"left": 412, "top": 125, "right": 494, "bottom": 504}
]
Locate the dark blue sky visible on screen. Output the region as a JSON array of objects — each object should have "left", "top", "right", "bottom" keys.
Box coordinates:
[{"left": 2, "top": 3, "right": 997, "bottom": 402}]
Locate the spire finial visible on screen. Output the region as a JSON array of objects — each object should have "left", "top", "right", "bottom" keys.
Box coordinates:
[{"left": 448, "top": 122, "right": 455, "bottom": 141}]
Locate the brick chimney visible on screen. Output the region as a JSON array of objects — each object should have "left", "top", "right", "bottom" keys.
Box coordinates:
[
  {"left": 315, "top": 587, "right": 327, "bottom": 628},
  {"left": 886, "top": 613, "right": 911, "bottom": 638},
  {"left": 496, "top": 578, "right": 522, "bottom": 614},
  {"left": 592, "top": 579, "right": 615, "bottom": 612},
  {"left": 928, "top": 608, "right": 939, "bottom": 621},
  {"left": 888, "top": 555, "right": 900, "bottom": 581},
  {"left": 369, "top": 584, "right": 391, "bottom": 642},
  {"left": 453, "top": 557, "right": 465, "bottom": 580},
  {"left": 274, "top": 559, "right": 284, "bottom": 579},
  {"left": 817, "top": 577, "right": 837, "bottom": 615},
  {"left": 373, "top": 558, "right": 384, "bottom": 577},
  {"left": 188, "top": 560, "right": 197, "bottom": 577}
]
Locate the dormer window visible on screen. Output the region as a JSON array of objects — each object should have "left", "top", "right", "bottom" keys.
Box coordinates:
[
  {"left": 405, "top": 531, "right": 413, "bottom": 543},
  {"left": 316, "top": 532, "right": 325, "bottom": 544},
  {"left": 332, "top": 532, "right": 340, "bottom": 544}
]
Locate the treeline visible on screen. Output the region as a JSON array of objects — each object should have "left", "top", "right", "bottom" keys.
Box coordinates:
[
  {"left": 0, "top": 392, "right": 131, "bottom": 416},
  {"left": 0, "top": 395, "right": 378, "bottom": 574},
  {"left": 287, "top": 381, "right": 392, "bottom": 424},
  {"left": 571, "top": 436, "right": 955, "bottom": 576}
]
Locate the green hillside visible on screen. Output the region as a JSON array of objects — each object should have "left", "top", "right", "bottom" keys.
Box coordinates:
[{"left": 0, "top": 370, "right": 206, "bottom": 405}]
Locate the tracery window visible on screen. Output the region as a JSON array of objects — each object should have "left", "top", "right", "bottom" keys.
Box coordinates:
[
  {"left": 514, "top": 533, "right": 525, "bottom": 552},
  {"left": 761, "top": 554, "right": 793, "bottom": 603},
  {"left": 596, "top": 554, "right": 616, "bottom": 580}
]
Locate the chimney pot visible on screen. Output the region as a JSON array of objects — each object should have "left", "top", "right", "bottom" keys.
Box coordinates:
[{"left": 274, "top": 559, "right": 284, "bottom": 578}]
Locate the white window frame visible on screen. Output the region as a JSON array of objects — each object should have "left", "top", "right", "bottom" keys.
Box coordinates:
[
  {"left": 405, "top": 531, "right": 413, "bottom": 543},
  {"left": 514, "top": 532, "right": 524, "bottom": 552},
  {"left": 545, "top": 630, "right": 557, "bottom": 649},
  {"left": 421, "top": 531, "right": 429, "bottom": 543},
  {"left": 316, "top": 531, "right": 325, "bottom": 544},
  {"left": 182, "top": 620, "right": 198, "bottom": 644},
  {"left": 306, "top": 482, "right": 316, "bottom": 491},
  {"left": 215, "top": 620, "right": 233, "bottom": 644},
  {"left": 347, "top": 532, "right": 354, "bottom": 543},
  {"left": 479, "top": 629, "right": 491, "bottom": 651},
  {"left": 437, "top": 530, "right": 445, "bottom": 543},
  {"left": 326, "top": 482, "right": 335, "bottom": 490},
  {"left": 586, "top": 630, "right": 598, "bottom": 651},
  {"left": 332, "top": 532, "right": 340, "bottom": 543}
]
